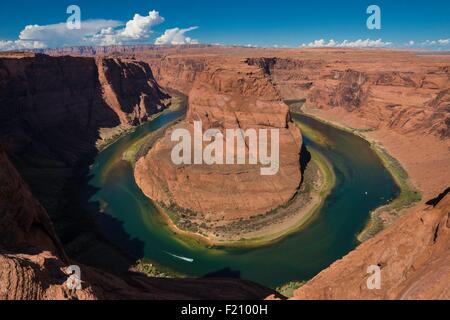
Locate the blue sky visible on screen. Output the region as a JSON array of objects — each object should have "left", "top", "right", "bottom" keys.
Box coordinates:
[{"left": 0, "top": 0, "right": 449, "bottom": 50}]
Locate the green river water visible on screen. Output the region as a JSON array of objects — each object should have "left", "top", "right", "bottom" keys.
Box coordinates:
[{"left": 86, "top": 103, "right": 399, "bottom": 288}]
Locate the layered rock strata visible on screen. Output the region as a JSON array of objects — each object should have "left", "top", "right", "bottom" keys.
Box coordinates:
[
  {"left": 134, "top": 60, "right": 302, "bottom": 233},
  {"left": 0, "top": 53, "right": 168, "bottom": 243}
]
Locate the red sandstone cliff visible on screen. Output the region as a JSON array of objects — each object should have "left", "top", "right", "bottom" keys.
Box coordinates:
[
  {"left": 133, "top": 48, "right": 450, "bottom": 298},
  {"left": 3, "top": 47, "right": 450, "bottom": 300},
  {"left": 146, "top": 56, "right": 207, "bottom": 93},
  {"left": 0, "top": 53, "right": 277, "bottom": 300},
  {"left": 247, "top": 54, "right": 450, "bottom": 139},
  {"left": 0, "top": 53, "right": 168, "bottom": 245},
  {"left": 96, "top": 57, "right": 168, "bottom": 124}
]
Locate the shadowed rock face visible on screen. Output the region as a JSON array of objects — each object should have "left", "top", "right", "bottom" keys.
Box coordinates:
[
  {"left": 134, "top": 60, "right": 302, "bottom": 222},
  {"left": 0, "top": 149, "right": 278, "bottom": 300},
  {"left": 0, "top": 54, "right": 168, "bottom": 241},
  {"left": 97, "top": 58, "right": 168, "bottom": 124}
]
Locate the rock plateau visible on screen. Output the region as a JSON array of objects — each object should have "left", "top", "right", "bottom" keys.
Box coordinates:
[{"left": 1, "top": 47, "right": 450, "bottom": 300}]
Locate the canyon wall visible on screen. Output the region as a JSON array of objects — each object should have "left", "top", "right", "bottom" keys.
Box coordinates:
[
  {"left": 3, "top": 47, "right": 450, "bottom": 300},
  {"left": 247, "top": 55, "right": 450, "bottom": 139},
  {"left": 0, "top": 53, "right": 168, "bottom": 245},
  {"left": 0, "top": 52, "right": 277, "bottom": 300},
  {"left": 134, "top": 58, "right": 302, "bottom": 240},
  {"left": 247, "top": 51, "right": 450, "bottom": 299},
  {"left": 132, "top": 47, "right": 450, "bottom": 298},
  {"left": 247, "top": 52, "right": 450, "bottom": 202},
  {"left": 0, "top": 148, "right": 277, "bottom": 300},
  {"left": 0, "top": 147, "right": 67, "bottom": 261},
  {"left": 40, "top": 46, "right": 450, "bottom": 141},
  {"left": 145, "top": 56, "right": 207, "bottom": 93}
]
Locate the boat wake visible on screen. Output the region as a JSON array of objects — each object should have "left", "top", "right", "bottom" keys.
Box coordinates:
[{"left": 165, "top": 251, "right": 194, "bottom": 263}]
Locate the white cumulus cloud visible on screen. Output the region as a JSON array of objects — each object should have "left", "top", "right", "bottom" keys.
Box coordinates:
[
  {"left": 301, "top": 38, "right": 392, "bottom": 48},
  {"left": 0, "top": 40, "right": 46, "bottom": 51},
  {"left": 86, "top": 10, "right": 166, "bottom": 45},
  {"left": 155, "top": 26, "right": 199, "bottom": 45},
  {"left": 419, "top": 38, "right": 450, "bottom": 48},
  {"left": 119, "top": 10, "right": 165, "bottom": 39},
  {"left": 0, "top": 10, "right": 170, "bottom": 50},
  {"left": 422, "top": 39, "right": 450, "bottom": 46},
  {"left": 18, "top": 19, "right": 121, "bottom": 48}
]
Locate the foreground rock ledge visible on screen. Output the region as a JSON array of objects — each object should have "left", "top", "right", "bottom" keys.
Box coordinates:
[{"left": 135, "top": 61, "right": 302, "bottom": 235}]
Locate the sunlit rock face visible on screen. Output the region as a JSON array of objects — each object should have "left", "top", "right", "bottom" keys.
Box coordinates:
[{"left": 135, "top": 59, "right": 302, "bottom": 221}]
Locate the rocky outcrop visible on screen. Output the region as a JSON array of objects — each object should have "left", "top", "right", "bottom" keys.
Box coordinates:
[
  {"left": 135, "top": 59, "right": 302, "bottom": 237},
  {"left": 253, "top": 54, "right": 450, "bottom": 139},
  {"left": 292, "top": 191, "right": 450, "bottom": 300},
  {"left": 0, "top": 248, "right": 276, "bottom": 300},
  {"left": 146, "top": 56, "right": 207, "bottom": 94},
  {"left": 96, "top": 58, "right": 168, "bottom": 124},
  {"left": 246, "top": 57, "right": 322, "bottom": 101}
]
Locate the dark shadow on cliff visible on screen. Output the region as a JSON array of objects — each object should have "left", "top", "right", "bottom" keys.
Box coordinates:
[
  {"left": 299, "top": 143, "right": 312, "bottom": 178},
  {"left": 61, "top": 165, "right": 145, "bottom": 273},
  {"left": 426, "top": 186, "right": 450, "bottom": 207},
  {"left": 102, "top": 58, "right": 169, "bottom": 118},
  {"left": 0, "top": 55, "right": 146, "bottom": 274}
]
